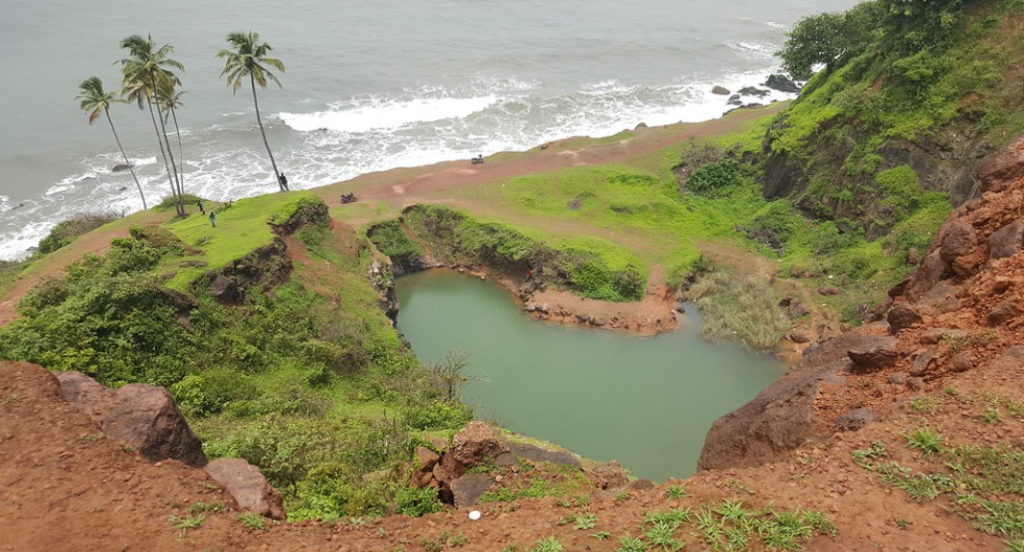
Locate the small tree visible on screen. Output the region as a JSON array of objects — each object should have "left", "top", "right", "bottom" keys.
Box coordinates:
[
  {"left": 778, "top": 12, "right": 849, "bottom": 80},
  {"left": 427, "top": 350, "right": 481, "bottom": 402}
]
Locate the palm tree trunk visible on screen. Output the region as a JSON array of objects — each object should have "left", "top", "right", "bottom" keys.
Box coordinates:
[
  {"left": 146, "top": 97, "right": 183, "bottom": 217},
  {"left": 251, "top": 73, "right": 284, "bottom": 191},
  {"left": 105, "top": 108, "right": 147, "bottom": 210},
  {"left": 151, "top": 76, "right": 183, "bottom": 215},
  {"left": 169, "top": 105, "right": 185, "bottom": 198}
]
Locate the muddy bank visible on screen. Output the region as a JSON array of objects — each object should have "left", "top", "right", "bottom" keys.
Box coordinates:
[{"left": 452, "top": 265, "right": 680, "bottom": 335}]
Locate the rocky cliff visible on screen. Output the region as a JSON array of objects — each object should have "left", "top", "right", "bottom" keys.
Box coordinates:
[{"left": 701, "top": 135, "right": 1024, "bottom": 471}]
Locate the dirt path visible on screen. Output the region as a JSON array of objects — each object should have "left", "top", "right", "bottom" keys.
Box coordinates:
[{"left": 319, "top": 104, "right": 785, "bottom": 221}]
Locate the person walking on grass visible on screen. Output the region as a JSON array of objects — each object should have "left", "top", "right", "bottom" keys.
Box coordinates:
[
  {"left": 209, "top": 211, "right": 216, "bottom": 227},
  {"left": 198, "top": 200, "right": 205, "bottom": 214}
]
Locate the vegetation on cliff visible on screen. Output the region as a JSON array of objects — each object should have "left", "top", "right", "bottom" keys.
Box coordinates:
[
  {"left": 0, "top": 193, "right": 470, "bottom": 519},
  {"left": 768, "top": 0, "right": 1024, "bottom": 229}
]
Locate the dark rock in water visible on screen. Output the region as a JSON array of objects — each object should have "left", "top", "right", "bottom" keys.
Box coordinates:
[
  {"left": 112, "top": 163, "right": 132, "bottom": 172},
  {"left": 764, "top": 74, "right": 800, "bottom": 93},
  {"left": 711, "top": 85, "right": 730, "bottom": 95},
  {"left": 727, "top": 94, "right": 740, "bottom": 102},
  {"left": 737, "top": 86, "right": 769, "bottom": 98},
  {"left": 835, "top": 408, "right": 876, "bottom": 431},
  {"left": 727, "top": 99, "right": 743, "bottom": 106},
  {"left": 25, "top": 245, "right": 38, "bottom": 252}
]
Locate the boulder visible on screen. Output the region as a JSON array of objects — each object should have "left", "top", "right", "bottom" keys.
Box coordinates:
[
  {"left": 101, "top": 384, "right": 207, "bottom": 467},
  {"left": 950, "top": 352, "right": 977, "bottom": 373},
  {"left": 787, "top": 329, "right": 811, "bottom": 344},
  {"left": 920, "top": 328, "right": 968, "bottom": 345},
  {"left": 989, "top": 220, "right": 1024, "bottom": 260},
  {"left": 628, "top": 478, "right": 656, "bottom": 491},
  {"left": 450, "top": 474, "right": 494, "bottom": 508},
  {"left": 886, "top": 303, "right": 923, "bottom": 334},
  {"left": 906, "top": 250, "right": 948, "bottom": 300},
  {"left": 737, "top": 86, "right": 769, "bottom": 98},
  {"left": 209, "top": 275, "right": 239, "bottom": 303},
  {"left": 711, "top": 85, "right": 730, "bottom": 95},
  {"left": 54, "top": 371, "right": 116, "bottom": 425},
  {"left": 508, "top": 443, "right": 581, "bottom": 468},
  {"left": 977, "top": 135, "right": 1024, "bottom": 193},
  {"left": 589, "top": 460, "right": 628, "bottom": 490},
  {"left": 847, "top": 336, "right": 899, "bottom": 373},
  {"left": 788, "top": 300, "right": 809, "bottom": 318},
  {"left": 204, "top": 458, "right": 286, "bottom": 520},
  {"left": 818, "top": 286, "right": 840, "bottom": 296},
  {"left": 939, "top": 219, "right": 977, "bottom": 264},
  {"left": 440, "top": 422, "right": 509, "bottom": 478},
  {"left": 910, "top": 348, "right": 939, "bottom": 377},
  {"left": 112, "top": 163, "right": 131, "bottom": 172},
  {"left": 765, "top": 74, "right": 800, "bottom": 93},
  {"left": 835, "top": 408, "right": 876, "bottom": 431},
  {"left": 988, "top": 299, "right": 1022, "bottom": 326}
]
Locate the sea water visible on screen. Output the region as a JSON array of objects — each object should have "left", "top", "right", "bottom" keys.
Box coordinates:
[{"left": 0, "top": 0, "right": 858, "bottom": 259}]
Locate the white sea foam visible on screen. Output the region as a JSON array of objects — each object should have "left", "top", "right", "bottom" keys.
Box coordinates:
[
  {"left": 279, "top": 95, "right": 501, "bottom": 133},
  {"left": 725, "top": 40, "right": 778, "bottom": 61},
  {"left": 0, "top": 64, "right": 802, "bottom": 261}
]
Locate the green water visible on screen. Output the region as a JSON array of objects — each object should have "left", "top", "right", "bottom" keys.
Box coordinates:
[{"left": 395, "top": 270, "right": 785, "bottom": 481}]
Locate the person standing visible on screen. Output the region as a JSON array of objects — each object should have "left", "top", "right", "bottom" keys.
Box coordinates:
[
  {"left": 209, "top": 211, "right": 216, "bottom": 227},
  {"left": 198, "top": 200, "right": 205, "bottom": 214},
  {"left": 278, "top": 173, "right": 289, "bottom": 191}
]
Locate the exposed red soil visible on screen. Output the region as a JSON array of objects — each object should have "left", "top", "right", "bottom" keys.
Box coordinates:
[{"left": 1, "top": 358, "right": 1007, "bottom": 552}]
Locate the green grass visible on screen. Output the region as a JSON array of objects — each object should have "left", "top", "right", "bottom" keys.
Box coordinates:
[{"left": 160, "top": 191, "right": 320, "bottom": 290}]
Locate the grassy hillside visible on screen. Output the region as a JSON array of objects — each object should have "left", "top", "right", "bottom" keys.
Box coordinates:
[
  {"left": 0, "top": 194, "right": 470, "bottom": 519},
  {"left": 766, "top": 0, "right": 1024, "bottom": 233}
]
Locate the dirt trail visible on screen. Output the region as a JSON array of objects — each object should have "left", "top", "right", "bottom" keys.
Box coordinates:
[{"left": 320, "top": 105, "right": 785, "bottom": 220}]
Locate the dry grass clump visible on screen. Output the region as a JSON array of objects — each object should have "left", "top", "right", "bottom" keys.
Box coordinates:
[{"left": 686, "top": 271, "right": 792, "bottom": 350}]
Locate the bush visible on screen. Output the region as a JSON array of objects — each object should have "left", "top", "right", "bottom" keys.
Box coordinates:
[
  {"left": 367, "top": 219, "right": 424, "bottom": 258},
  {"left": 394, "top": 486, "right": 443, "bottom": 517},
  {"left": 687, "top": 160, "right": 741, "bottom": 195},
  {"left": 875, "top": 165, "right": 922, "bottom": 221},
  {"left": 37, "top": 211, "right": 122, "bottom": 255},
  {"left": 405, "top": 400, "right": 473, "bottom": 431}
]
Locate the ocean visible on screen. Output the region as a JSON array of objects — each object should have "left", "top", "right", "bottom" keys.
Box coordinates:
[{"left": 0, "top": 0, "right": 858, "bottom": 259}]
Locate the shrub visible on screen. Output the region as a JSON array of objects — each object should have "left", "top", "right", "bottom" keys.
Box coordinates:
[
  {"left": 394, "top": 486, "right": 443, "bottom": 517},
  {"left": 687, "top": 160, "right": 741, "bottom": 195},
  {"left": 405, "top": 400, "right": 473, "bottom": 431},
  {"left": 37, "top": 211, "right": 122, "bottom": 255}
]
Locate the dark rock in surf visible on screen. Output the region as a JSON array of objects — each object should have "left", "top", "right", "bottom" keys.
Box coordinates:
[
  {"left": 112, "top": 163, "right": 132, "bottom": 172},
  {"left": 765, "top": 74, "right": 800, "bottom": 93}
]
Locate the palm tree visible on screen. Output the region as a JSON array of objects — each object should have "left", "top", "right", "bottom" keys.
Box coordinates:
[
  {"left": 120, "top": 34, "right": 186, "bottom": 216},
  {"left": 77, "top": 77, "right": 148, "bottom": 210},
  {"left": 217, "top": 31, "right": 288, "bottom": 192},
  {"left": 156, "top": 80, "right": 187, "bottom": 197}
]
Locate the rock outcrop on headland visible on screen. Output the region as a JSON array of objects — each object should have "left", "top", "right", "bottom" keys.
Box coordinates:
[{"left": 700, "top": 135, "right": 1024, "bottom": 471}]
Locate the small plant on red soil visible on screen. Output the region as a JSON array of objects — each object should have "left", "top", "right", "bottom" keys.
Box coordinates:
[
  {"left": 905, "top": 428, "right": 944, "bottom": 456},
  {"left": 530, "top": 536, "right": 563, "bottom": 552}
]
